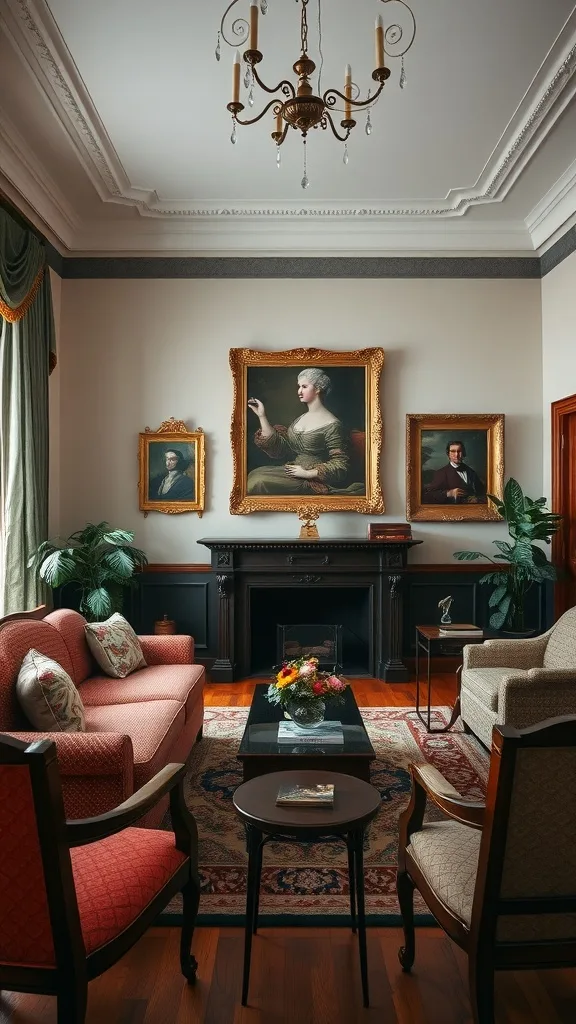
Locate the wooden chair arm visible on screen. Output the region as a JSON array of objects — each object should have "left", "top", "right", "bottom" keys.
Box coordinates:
[
  {"left": 66, "top": 763, "right": 186, "bottom": 847},
  {"left": 411, "top": 764, "right": 485, "bottom": 830}
]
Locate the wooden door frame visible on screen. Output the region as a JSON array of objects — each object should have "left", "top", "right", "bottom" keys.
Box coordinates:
[{"left": 551, "top": 394, "right": 576, "bottom": 617}]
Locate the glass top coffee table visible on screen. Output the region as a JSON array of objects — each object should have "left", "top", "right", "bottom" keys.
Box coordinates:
[{"left": 237, "top": 684, "right": 376, "bottom": 782}]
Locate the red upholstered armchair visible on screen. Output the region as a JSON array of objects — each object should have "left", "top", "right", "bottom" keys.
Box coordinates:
[{"left": 0, "top": 733, "right": 200, "bottom": 1024}]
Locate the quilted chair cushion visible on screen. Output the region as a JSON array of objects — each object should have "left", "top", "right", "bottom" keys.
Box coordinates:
[
  {"left": 407, "top": 820, "right": 481, "bottom": 926},
  {"left": 85, "top": 614, "right": 146, "bottom": 678},
  {"left": 0, "top": 620, "right": 74, "bottom": 730},
  {"left": 0, "top": 765, "right": 55, "bottom": 967},
  {"left": 46, "top": 608, "right": 95, "bottom": 685},
  {"left": 543, "top": 607, "right": 576, "bottom": 670},
  {"left": 460, "top": 667, "right": 512, "bottom": 711},
  {"left": 71, "top": 827, "right": 186, "bottom": 954},
  {"left": 16, "top": 649, "right": 86, "bottom": 733},
  {"left": 79, "top": 663, "right": 204, "bottom": 720}
]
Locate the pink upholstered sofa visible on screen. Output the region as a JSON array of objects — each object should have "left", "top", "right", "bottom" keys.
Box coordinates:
[{"left": 0, "top": 608, "right": 205, "bottom": 826}]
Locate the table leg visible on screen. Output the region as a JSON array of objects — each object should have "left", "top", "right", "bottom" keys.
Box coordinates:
[
  {"left": 253, "top": 834, "right": 264, "bottom": 934},
  {"left": 241, "top": 825, "right": 261, "bottom": 1006},
  {"left": 426, "top": 643, "right": 432, "bottom": 731},
  {"left": 437, "top": 663, "right": 462, "bottom": 732},
  {"left": 346, "top": 835, "right": 357, "bottom": 934},
  {"left": 352, "top": 829, "right": 369, "bottom": 1008},
  {"left": 415, "top": 630, "right": 420, "bottom": 715}
]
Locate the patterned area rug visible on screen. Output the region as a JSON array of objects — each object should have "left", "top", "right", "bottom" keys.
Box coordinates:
[{"left": 160, "top": 706, "right": 488, "bottom": 925}]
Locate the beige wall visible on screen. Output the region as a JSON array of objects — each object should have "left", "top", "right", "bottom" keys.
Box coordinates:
[
  {"left": 48, "top": 268, "right": 61, "bottom": 537},
  {"left": 541, "top": 250, "right": 576, "bottom": 497},
  {"left": 57, "top": 277, "right": 543, "bottom": 564}
]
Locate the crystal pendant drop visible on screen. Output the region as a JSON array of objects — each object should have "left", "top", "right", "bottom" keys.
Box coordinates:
[
  {"left": 230, "top": 123, "right": 237, "bottom": 145},
  {"left": 301, "top": 173, "right": 309, "bottom": 189},
  {"left": 399, "top": 57, "right": 407, "bottom": 90},
  {"left": 343, "top": 144, "right": 349, "bottom": 166},
  {"left": 365, "top": 90, "right": 372, "bottom": 135},
  {"left": 215, "top": 32, "right": 221, "bottom": 62},
  {"left": 244, "top": 66, "right": 251, "bottom": 90},
  {"left": 248, "top": 85, "right": 254, "bottom": 107},
  {"left": 276, "top": 147, "right": 281, "bottom": 168},
  {"left": 260, "top": 0, "right": 268, "bottom": 13}
]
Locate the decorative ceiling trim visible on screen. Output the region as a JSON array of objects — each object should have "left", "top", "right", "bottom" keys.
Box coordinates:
[
  {"left": 0, "top": 108, "right": 78, "bottom": 248},
  {"left": 3, "top": 0, "right": 576, "bottom": 225},
  {"left": 540, "top": 223, "right": 576, "bottom": 276},
  {"left": 526, "top": 158, "right": 576, "bottom": 250}
]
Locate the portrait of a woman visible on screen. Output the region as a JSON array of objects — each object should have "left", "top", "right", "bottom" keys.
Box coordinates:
[{"left": 246, "top": 367, "right": 365, "bottom": 496}]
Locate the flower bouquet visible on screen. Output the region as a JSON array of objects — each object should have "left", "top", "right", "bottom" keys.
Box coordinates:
[{"left": 266, "top": 655, "right": 348, "bottom": 729}]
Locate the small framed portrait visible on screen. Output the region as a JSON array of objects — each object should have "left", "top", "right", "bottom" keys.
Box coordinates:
[
  {"left": 229, "top": 347, "right": 384, "bottom": 515},
  {"left": 138, "top": 418, "right": 205, "bottom": 516},
  {"left": 406, "top": 413, "right": 504, "bottom": 521}
]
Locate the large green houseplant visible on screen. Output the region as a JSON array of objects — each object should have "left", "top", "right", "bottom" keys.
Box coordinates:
[
  {"left": 454, "top": 478, "right": 562, "bottom": 632},
  {"left": 28, "top": 521, "right": 148, "bottom": 621}
]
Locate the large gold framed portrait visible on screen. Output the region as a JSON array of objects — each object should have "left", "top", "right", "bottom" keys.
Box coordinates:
[
  {"left": 229, "top": 347, "right": 384, "bottom": 515},
  {"left": 138, "top": 418, "right": 205, "bottom": 516},
  {"left": 406, "top": 413, "right": 504, "bottom": 522}
]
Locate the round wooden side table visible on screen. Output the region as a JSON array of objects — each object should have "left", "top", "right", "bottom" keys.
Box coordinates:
[{"left": 233, "top": 769, "right": 381, "bottom": 1008}]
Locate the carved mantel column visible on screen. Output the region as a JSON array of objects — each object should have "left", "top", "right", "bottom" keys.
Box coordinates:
[
  {"left": 212, "top": 572, "right": 234, "bottom": 681},
  {"left": 382, "top": 573, "right": 408, "bottom": 682}
]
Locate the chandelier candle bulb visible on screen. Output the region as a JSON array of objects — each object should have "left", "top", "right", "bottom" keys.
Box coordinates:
[
  {"left": 375, "top": 14, "right": 385, "bottom": 69},
  {"left": 232, "top": 49, "right": 241, "bottom": 104},
  {"left": 249, "top": 0, "right": 259, "bottom": 51},
  {"left": 345, "top": 64, "right": 352, "bottom": 120}
]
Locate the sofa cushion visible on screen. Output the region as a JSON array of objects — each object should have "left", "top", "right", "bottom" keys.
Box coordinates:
[
  {"left": 408, "top": 820, "right": 481, "bottom": 926},
  {"left": 16, "top": 649, "right": 86, "bottom": 733},
  {"left": 85, "top": 614, "right": 146, "bottom": 679},
  {"left": 46, "top": 609, "right": 95, "bottom": 685},
  {"left": 83, "top": 700, "right": 185, "bottom": 790},
  {"left": 0, "top": 620, "right": 74, "bottom": 730},
  {"left": 543, "top": 609, "right": 576, "bottom": 670},
  {"left": 461, "top": 667, "right": 508, "bottom": 711},
  {"left": 78, "top": 663, "right": 204, "bottom": 721}
]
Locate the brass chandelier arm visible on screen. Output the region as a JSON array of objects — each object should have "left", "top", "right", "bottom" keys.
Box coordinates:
[
  {"left": 323, "top": 79, "right": 386, "bottom": 113},
  {"left": 323, "top": 110, "right": 352, "bottom": 144},
  {"left": 219, "top": 0, "right": 249, "bottom": 48},
  {"left": 234, "top": 97, "right": 284, "bottom": 128},
  {"left": 251, "top": 64, "right": 296, "bottom": 100}
]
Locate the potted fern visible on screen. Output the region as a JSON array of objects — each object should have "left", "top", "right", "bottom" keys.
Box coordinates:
[
  {"left": 453, "top": 478, "right": 562, "bottom": 633},
  {"left": 28, "top": 521, "right": 148, "bottom": 621}
]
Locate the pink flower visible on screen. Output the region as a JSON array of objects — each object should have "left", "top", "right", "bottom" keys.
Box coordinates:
[
  {"left": 299, "top": 663, "right": 315, "bottom": 677},
  {"left": 312, "top": 681, "right": 324, "bottom": 695},
  {"left": 327, "top": 676, "right": 345, "bottom": 691}
]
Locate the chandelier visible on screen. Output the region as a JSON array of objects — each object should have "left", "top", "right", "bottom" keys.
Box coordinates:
[{"left": 215, "top": 1, "right": 416, "bottom": 188}]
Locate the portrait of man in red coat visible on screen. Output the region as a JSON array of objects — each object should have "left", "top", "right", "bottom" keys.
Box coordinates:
[{"left": 422, "top": 440, "right": 486, "bottom": 505}]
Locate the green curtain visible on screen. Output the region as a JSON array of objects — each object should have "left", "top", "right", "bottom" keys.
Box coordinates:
[{"left": 0, "top": 206, "right": 56, "bottom": 613}]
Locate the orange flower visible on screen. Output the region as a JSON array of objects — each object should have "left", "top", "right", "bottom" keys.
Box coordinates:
[{"left": 276, "top": 667, "right": 298, "bottom": 687}]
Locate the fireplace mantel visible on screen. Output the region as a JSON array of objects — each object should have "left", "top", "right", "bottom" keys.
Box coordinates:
[{"left": 199, "top": 537, "right": 422, "bottom": 683}]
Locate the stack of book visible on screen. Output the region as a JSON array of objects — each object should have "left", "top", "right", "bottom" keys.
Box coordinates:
[
  {"left": 276, "top": 783, "right": 335, "bottom": 807},
  {"left": 438, "top": 623, "right": 482, "bottom": 637},
  {"left": 368, "top": 522, "right": 412, "bottom": 542},
  {"left": 277, "top": 721, "right": 344, "bottom": 744}
]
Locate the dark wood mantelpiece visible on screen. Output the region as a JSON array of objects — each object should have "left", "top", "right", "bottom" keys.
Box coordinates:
[{"left": 198, "top": 538, "right": 422, "bottom": 683}]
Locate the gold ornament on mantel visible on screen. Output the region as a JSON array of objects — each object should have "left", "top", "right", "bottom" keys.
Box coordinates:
[
  {"left": 298, "top": 505, "right": 320, "bottom": 539},
  {"left": 138, "top": 419, "right": 206, "bottom": 518}
]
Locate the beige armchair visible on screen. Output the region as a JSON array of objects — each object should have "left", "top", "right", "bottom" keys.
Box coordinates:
[
  {"left": 397, "top": 717, "right": 576, "bottom": 1024},
  {"left": 459, "top": 606, "right": 576, "bottom": 747}
]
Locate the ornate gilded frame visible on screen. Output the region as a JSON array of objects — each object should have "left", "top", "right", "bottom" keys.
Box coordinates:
[
  {"left": 229, "top": 347, "right": 384, "bottom": 515},
  {"left": 138, "top": 418, "right": 205, "bottom": 516},
  {"left": 406, "top": 413, "right": 504, "bottom": 521}
]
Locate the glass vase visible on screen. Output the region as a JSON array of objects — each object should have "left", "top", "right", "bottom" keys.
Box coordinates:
[{"left": 284, "top": 698, "right": 326, "bottom": 729}]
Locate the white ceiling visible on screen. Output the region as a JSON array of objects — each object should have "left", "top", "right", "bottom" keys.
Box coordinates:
[{"left": 1, "top": 0, "right": 576, "bottom": 254}]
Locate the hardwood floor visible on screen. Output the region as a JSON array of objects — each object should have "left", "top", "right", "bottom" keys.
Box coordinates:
[{"left": 3, "top": 676, "right": 574, "bottom": 1023}]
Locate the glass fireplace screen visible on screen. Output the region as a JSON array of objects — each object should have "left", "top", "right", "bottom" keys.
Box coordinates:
[{"left": 277, "top": 624, "right": 343, "bottom": 670}]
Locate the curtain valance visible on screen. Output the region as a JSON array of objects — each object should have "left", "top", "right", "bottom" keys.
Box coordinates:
[{"left": 0, "top": 205, "right": 56, "bottom": 371}]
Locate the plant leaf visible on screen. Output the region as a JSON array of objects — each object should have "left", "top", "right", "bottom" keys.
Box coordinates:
[
  {"left": 38, "top": 550, "right": 77, "bottom": 587},
  {"left": 453, "top": 551, "right": 488, "bottom": 561},
  {"left": 102, "top": 529, "right": 135, "bottom": 546},
  {"left": 102, "top": 549, "right": 136, "bottom": 578},
  {"left": 489, "top": 584, "right": 508, "bottom": 607},
  {"left": 83, "top": 587, "right": 113, "bottom": 621}
]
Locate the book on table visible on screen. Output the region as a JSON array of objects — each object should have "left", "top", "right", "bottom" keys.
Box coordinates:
[
  {"left": 277, "top": 721, "right": 344, "bottom": 744},
  {"left": 276, "top": 783, "right": 335, "bottom": 807},
  {"left": 439, "top": 623, "right": 482, "bottom": 636}
]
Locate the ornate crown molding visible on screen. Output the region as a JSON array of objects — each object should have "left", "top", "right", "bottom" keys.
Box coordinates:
[{"left": 1, "top": 0, "right": 576, "bottom": 247}]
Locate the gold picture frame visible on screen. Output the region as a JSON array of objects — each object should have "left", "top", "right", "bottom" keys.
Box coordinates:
[
  {"left": 229, "top": 347, "right": 384, "bottom": 515},
  {"left": 138, "top": 418, "right": 205, "bottom": 516},
  {"left": 406, "top": 413, "right": 504, "bottom": 522}
]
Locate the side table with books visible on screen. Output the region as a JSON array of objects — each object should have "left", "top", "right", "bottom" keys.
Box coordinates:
[{"left": 415, "top": 624, "right": 485, "bottom": 733}]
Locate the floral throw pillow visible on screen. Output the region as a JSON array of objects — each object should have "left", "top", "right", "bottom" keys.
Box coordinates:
[
  {"left": 16, "top": 649, "right": 86, "bottom": 732},
  {"left": 84, "top": 613, "right": 146, "bottom": 678}
]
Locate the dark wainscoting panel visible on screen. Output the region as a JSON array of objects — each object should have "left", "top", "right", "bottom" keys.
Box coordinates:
[{"left": 133, "top": 568, "right": 215, "bottom": 666}]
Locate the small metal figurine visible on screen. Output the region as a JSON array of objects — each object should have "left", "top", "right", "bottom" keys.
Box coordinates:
[{"left": 438, "top": 595, "right": 453, "bottom": 625}]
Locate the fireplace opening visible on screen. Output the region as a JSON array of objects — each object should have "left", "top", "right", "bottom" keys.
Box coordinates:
[{"left": 250, "top": 587, "right": 371, "bottom": 676}]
